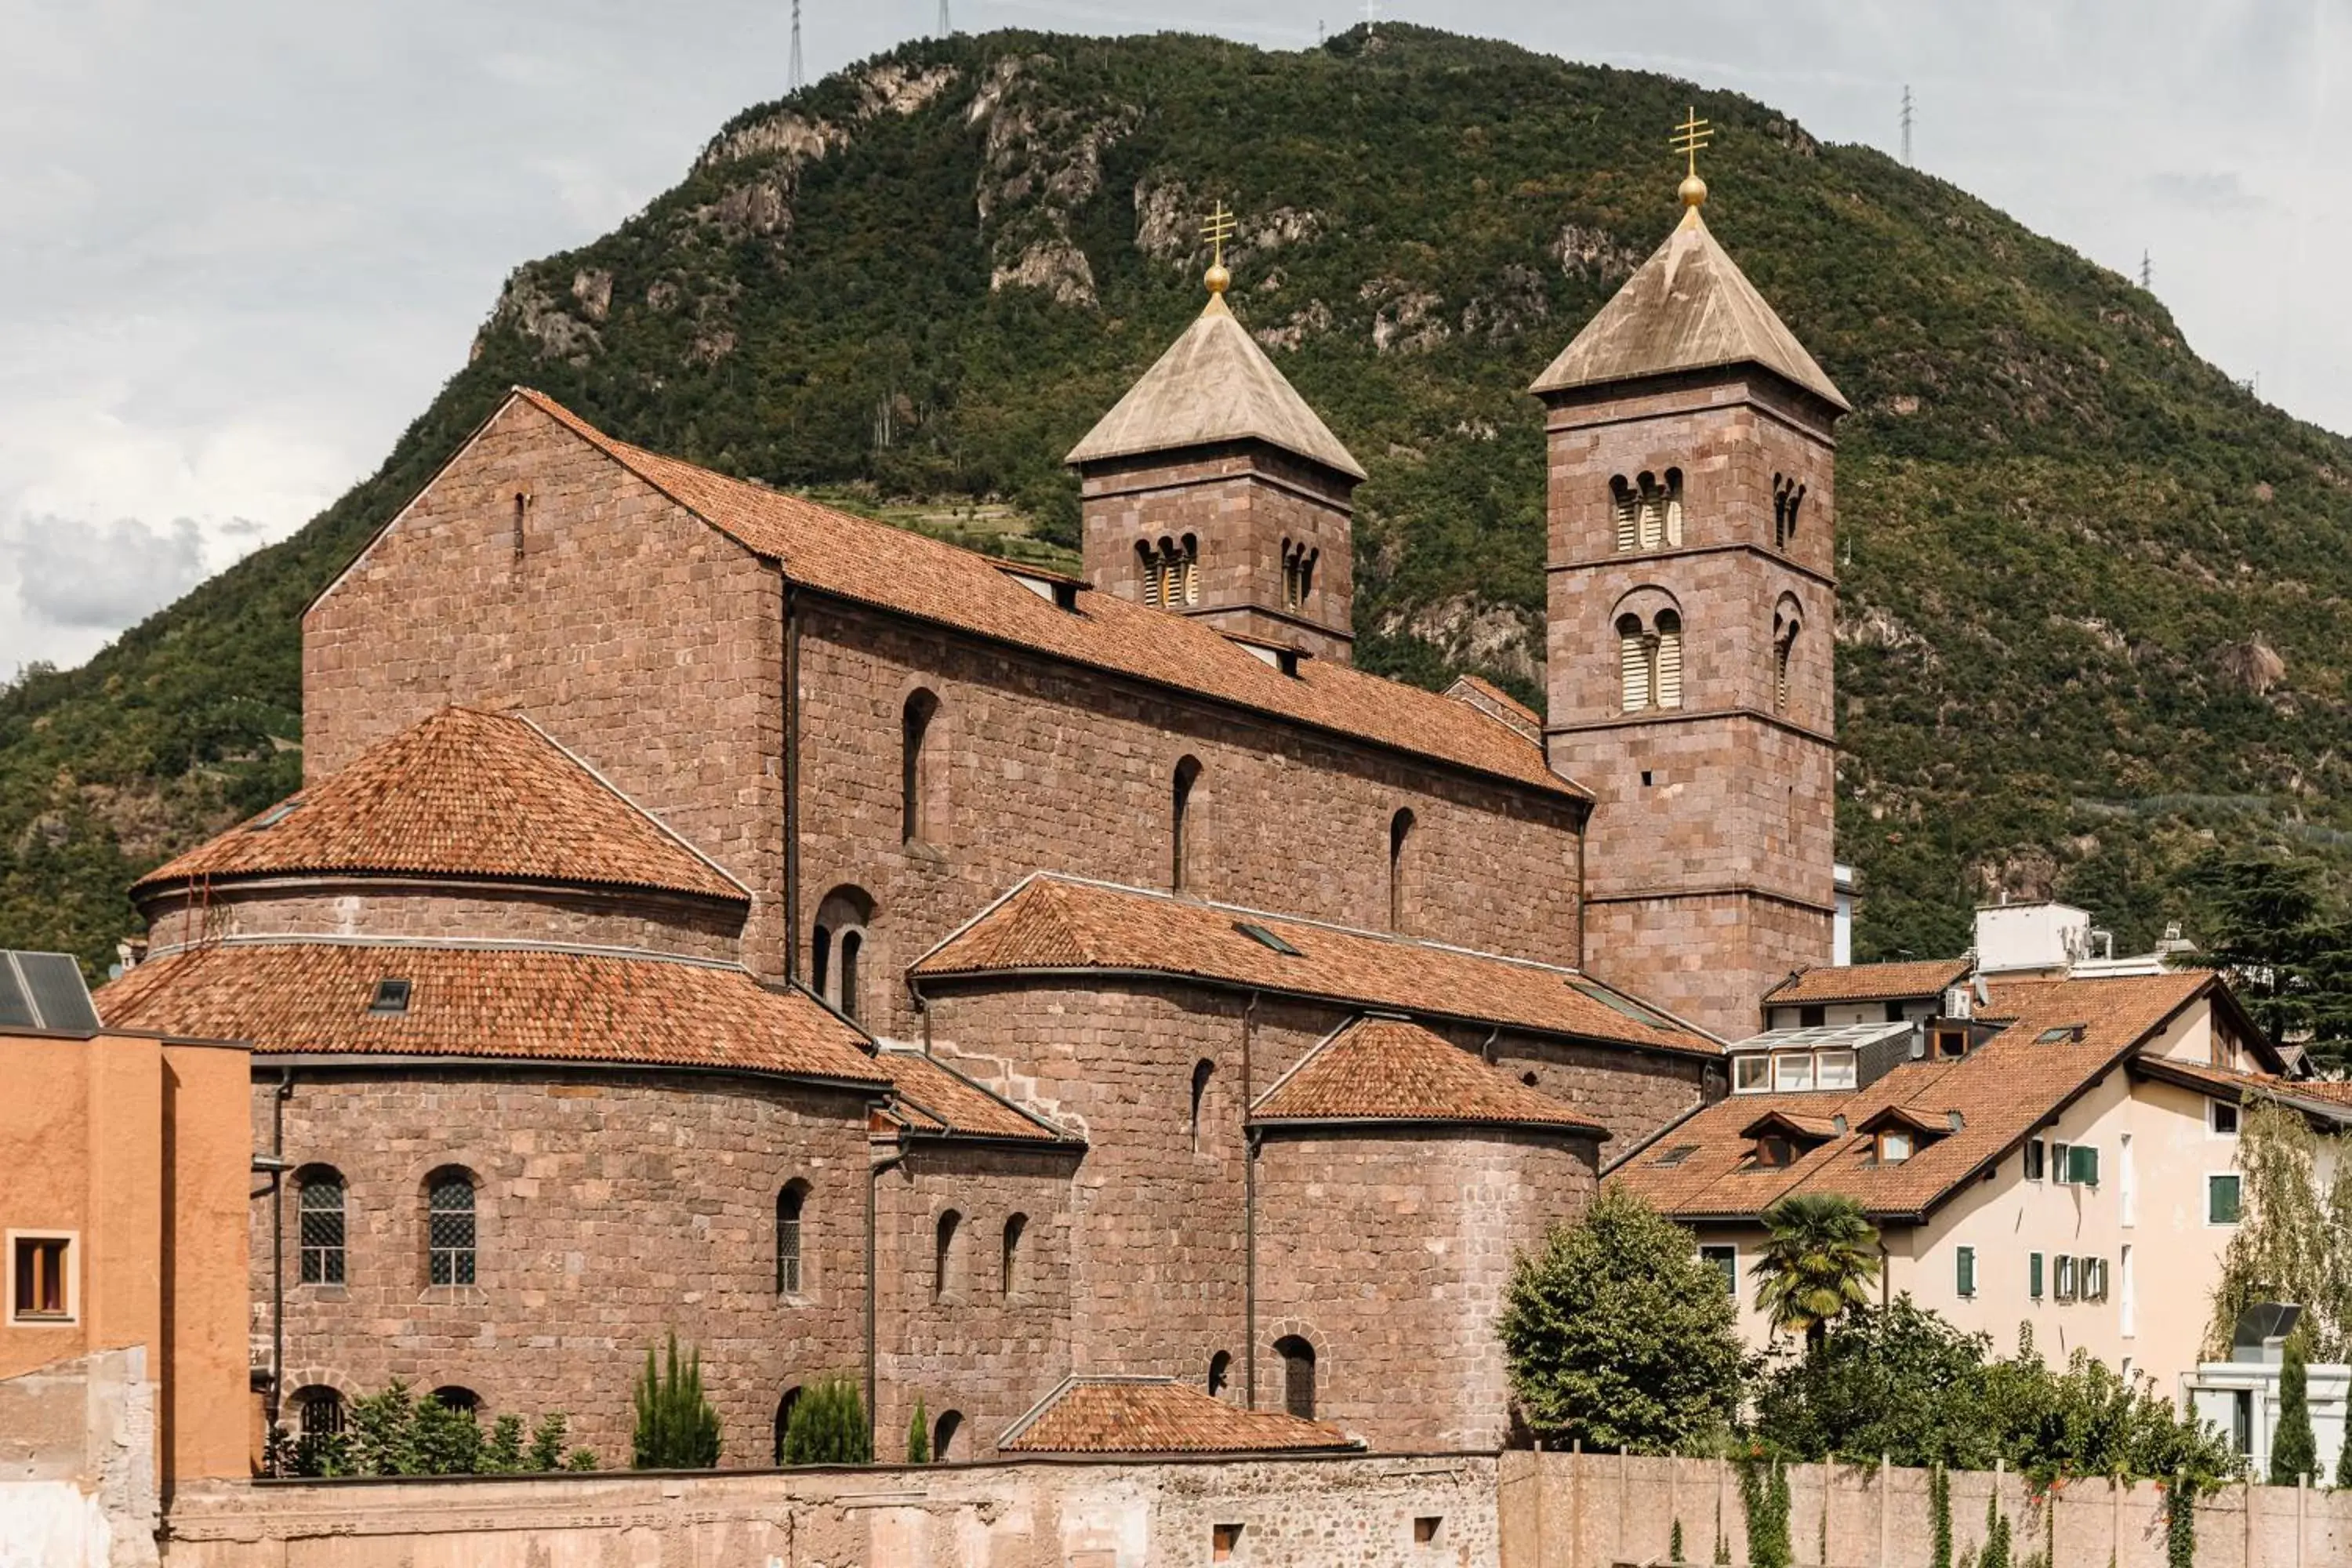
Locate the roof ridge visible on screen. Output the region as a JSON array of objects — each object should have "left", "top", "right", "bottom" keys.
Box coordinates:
[{"left": 510, "top": 711, "right": 753, "bottom": 898}]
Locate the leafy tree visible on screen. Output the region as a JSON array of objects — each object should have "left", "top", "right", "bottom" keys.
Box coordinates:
[
  {"left": 1751, "top": 1194, "right": 1880, "bottom": 1350},
  {"left": 1498, "top": 1188, "right": 1748, "bottom": 1452},
  {"left": 1751, "top": 1298, "right": 1994, "bottom": 1468},
  {"left": 633, "top": 1333, "right": 723, "bottom": 1469},
  {"left": 281, "top": 1380, "right": 589, "bottom": 1478},
  {"left": 2270, "top": 1332, "right": 2317, "bottom": 1484},
  {"left": 907, "top": 1395, "right": 931, "bottom": 1464},
  {"left": 781, "top": 1376, "right": 872, "bottom": 1465}
]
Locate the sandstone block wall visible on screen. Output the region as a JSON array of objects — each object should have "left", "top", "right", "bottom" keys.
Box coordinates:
[
  {"left": 143, "top": 883, "right": 744, "bottom": 964},
  {"left": 874, "top": 1142, "right": 1080, "bottom": 1461},
  {"left": 1080, "top": 441, "right": 1356, "bottom": 662},
  {"left": 301, "top": 397, "right": 790, "bottom": 972},
  {"left": 1255, "top": 1127, "right": 1598, "bottom": 1450},
  {"left": 796, "top": 603, "right": 1587, "bottom": 1043},
  {"left": 254, "top": 1067, "right": 873, "bottom": 1465},
  {"left": 1583, "top": 889, "right": 1832, "bottom": 1043}
]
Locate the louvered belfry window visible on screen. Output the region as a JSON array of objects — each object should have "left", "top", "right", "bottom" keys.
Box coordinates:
[
  {"left": 1775, "top": 633, "right": 1795, "bottom": 714},
  {"left": 1617, "top": 615, "right": 1651, "bottom": 711},
  {"left": 426, "top": 1172, "right": 476, "bottom": 1287},
  {"left": 1612, "top": 479, "right": 1638, "bottom": 553},
  {"left": 298, "top": 1174, "right": 346, "bottom": 1286},
  {"left": 1653, "top": 612, "right": 1683, "bottom": 710}
]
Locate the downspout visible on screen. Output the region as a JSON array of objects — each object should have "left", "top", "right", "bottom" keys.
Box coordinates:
[
  {"left": 269, "top": 1068, "right": 293, "bottom": 1455},
  {"left": 1879, "top": 1238, "right": 1893, "bottom": 1309},
  {"left": 1243, "top": 990, "right": 1258, "bottom": 1408},
  {"left": 866, "top": 1134, "right": 904, "bottom": 1455},
  {"left": 783, "top": 581, "right": 801, "bottom": 983},
  {"left": 1574, "top": 804, "right": 1590, "bottom": 972}
]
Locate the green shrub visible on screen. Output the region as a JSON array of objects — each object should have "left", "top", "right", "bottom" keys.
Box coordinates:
[
  {"left": 278, "top": 1379, "right": 590, "bottom": 1478},
  {"left": 633, "top": 1333, "right": 723, "bottom": 1469},
  {"left": 782, "top": 1376, "right": 871, "bottom": 1465}
]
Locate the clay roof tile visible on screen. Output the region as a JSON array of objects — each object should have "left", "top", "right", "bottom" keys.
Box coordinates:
[{"left": 997, "top": 1376, "right": 1353, "bottom": 1455}]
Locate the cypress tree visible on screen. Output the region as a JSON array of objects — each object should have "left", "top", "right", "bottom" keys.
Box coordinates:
[
  {"left": 633, "top": 1332, "right": 723, "bottom": 1469},
  {"left": 2270, "top": 1334, "right": 2317, "bottom": 1485},
  {"left": 782, "top": 1376, "right": 872, "bottom": 1465},
  {"left": 1670, "top": 1518, "right": 1684, "bottom": 1563},
  {"left": 907, "top": 1396, "right": 931, "bottom": 1464}
]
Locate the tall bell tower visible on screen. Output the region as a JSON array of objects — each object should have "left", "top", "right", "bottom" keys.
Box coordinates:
[{"left": 1537, "top": 118, "right": 1849, "bottom": 1040}]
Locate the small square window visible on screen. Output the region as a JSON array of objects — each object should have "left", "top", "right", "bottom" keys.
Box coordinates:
[
  {"left": 1414, "top": 1517, "right": 1444, "bottom": 1545},
  {"left": 9, "top": 1234, "right": 74, "bottom": 1324},
  {"left": 2209, "top": 1174, "right": 2243, "bottom": 1225},
  {"left": 1798, "top": 1005, "right": 1827, "bottom": 1029},
  {"left": 2211, "top": 1099, "right": 2240, "bottom": 1136},
  {"left": 1816, "top": 1050, "right": 1858, "bottom": 1090},
  {"left": 1879, "top": 1131, "right": 1914, "bottom": 1163},
  {"left": 1935, "top": 1029, "right": 1968, "bottom": 1059},
  {"left": 1773, "top": 1054, "right": 1814, "bottom": 1092},
  {"left": 1214, "top": 1523, "right": 1243, "bottom": 1562},
  {"left": 1699, "top": 1244, "right": 1737, "bottom": 1296},
  {"left": 1733, "top": 1056, "right": 1770, "bottom": 1093},
  {"left": 368, "top": 978, "right": 412, "bottom": 1015}
]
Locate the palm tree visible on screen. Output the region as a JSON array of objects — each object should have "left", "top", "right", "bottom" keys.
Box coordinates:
[{"left": 1751, "top": 1193, "right": 1880, "bottom": 1350}]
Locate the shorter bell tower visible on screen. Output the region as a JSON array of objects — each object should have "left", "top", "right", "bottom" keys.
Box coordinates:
[
  {"left": 1068, "top": 208, "right": 1366, "bottom": 662},
  {"left": 1536, "top": 121, "right": 1850, "bottom": 1039}
]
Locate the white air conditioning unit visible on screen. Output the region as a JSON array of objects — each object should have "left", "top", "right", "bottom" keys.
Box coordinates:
[{"left": 1944, "top": 985, "right": 1973, "bottom": 1021}]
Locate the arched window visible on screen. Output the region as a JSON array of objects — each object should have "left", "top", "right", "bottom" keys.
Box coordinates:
[
  {"left": 1001, "top": 1213, "right": 1027, "bottom": 1294},
  {"left": 901, "top": 689, "right": 939, "bottom": 844},
  {"left": 934, "top": 1209, "right": 962, "bottom": 1302},
  {"left": 1610, "top": 477, "right": 1637, "bottom": 554},
  {"left": 1207, "top": 1352, "right": 1232, "bottom": 1401},
  {"left": 814, "top": 887, "right": 874, "bottom": 1023},
  {"left": 1178, "top": 534, "right": 1200, "bottom": 606},
  {"left": 1171, "top": 757, "right": 1201, "bottom": 893},
  {"left": 1617, "top": 614, "right": 1651, "bottom": 712},
  {"left": 296, "top": 1168, "right": 346, "bottom": 1286},
  {"left": 1773, "top": 474, "right": 1806, "bottom": 550},
  {"left": 1661, "top": 468, "right": 1684, "bottom": 547},
  {"left": 1388, "top": 809, "right": 1417, "bottom": 933},
  {"left": 1614, "top": 470, "right": 1684, "bottom": 552},
  {"left": 1190, "top": 1059, "right": 1215, "bottom": 1152},
  {"left": 933, "top": 1409, "right": 964, "bottom": 1462},
  {"left": 1653, "top": 609, "right": 1683, "bottom": 710},
  {"left": 293, "top": 1386, "right": 343, "bottom": 1443},
  {"left": 1281, "top": 540, "right": 1319, "bottom": 610},
  {"left": 773, "top": 1385, "right": 802, "bottom": 1465},
  {"left": 1773, "top": 597, "right": 1802, "bottom": 717},
  {"left": 431, "top": 1386, "right": 480, "bottom": 1419},
  {"left": 425, "top": 1169, "right": 477, "bottom": 1287},
  {"left": 1276, "top": 1335, "right": 1317, "bottom": 1420},
  {"left": 1138, "top": 539, "right": 1164, "bottom": 608},
  {"left": 1139, "top": 536, "right": 1201, "bottom": 608},
  {"left": 777, "top": 1181, "right": 808, "bottom": 1296}
]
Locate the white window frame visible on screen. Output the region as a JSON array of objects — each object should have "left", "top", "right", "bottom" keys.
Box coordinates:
[
  {"left": 2208, "top": 1172, "right": 2243, "bottom": 1227},
  {"left": 2119, "top": 1132, "right": 2136, "bottom": 1228},
  {"left": 1772, "top": 1053, "right": 1814, "bottom": 1093},
  {"left": 1815, "top": 1049, "right": 1858, "bottom": 1091},
  {"left": 6, "top": 1229, "right": 79, "bottom": 1327},
  {"left": 2209, "top": 1098, "right": 2241, "bottom": 1137},
  {"left": 1879, "top": 1131, "right": 1914, "bottom": 1164},
  {"left": 2024, "top": 1138, "right": 2045, "bottom": 1181},
  {"left": 2053, "top": 1254, "right": 2078, "bottom": 1303},
  {"left": 1733, "top": 1055, "right": 1770, "bottom": 1094},
  {"left": 1698, "top": 1243, "right": 1738, "bottom": 1298},
  {"left": 2120, "top": 1244, "right": 2136, "bottom": 1338}
]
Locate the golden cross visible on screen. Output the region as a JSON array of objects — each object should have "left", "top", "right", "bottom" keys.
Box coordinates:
[
  {"left": 1669, "top": 107, "right": 1713, "bottom": 178},
  {"left": 1201, "top": 201, "right": 1236, "bottom": 270}
]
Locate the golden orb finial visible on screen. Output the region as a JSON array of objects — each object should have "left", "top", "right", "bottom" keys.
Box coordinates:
[
  {"left": 1201, "top": 201, "right": 1238, "bottom": 298},
  {"left": 1669, "top": 107, "right": 1714, "bottom": 209}
]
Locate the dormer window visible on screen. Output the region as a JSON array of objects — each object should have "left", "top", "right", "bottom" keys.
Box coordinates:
[
  {"left": 1733, "top": 1055, "right": 1770, "bottom": 1093},
  {"left": 1773, "top": 1053, "right": 1814, "bottom": 1092},
  {"left": 1878, "top": 1130, "right": 1914, "bottom": 1163},
  {"left": 1756, "top": 1135, "right": 1796, "bottom": 1168},
  {"left": 1816, "top": 1049, "right": 1857, "bottom": 1090}
]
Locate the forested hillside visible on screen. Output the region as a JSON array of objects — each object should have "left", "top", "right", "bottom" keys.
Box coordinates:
[{"left": 8, "top": 24, "right": 2350, "bottom": 975}]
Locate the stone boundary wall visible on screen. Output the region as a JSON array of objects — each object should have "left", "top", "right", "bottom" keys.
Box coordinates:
[
  {"left": 1496, "top": 1450, "right": 2352, "bottom": 1568},
  {"left": 161, "top": 1451, "right": 1500, "bottom": 1568}
]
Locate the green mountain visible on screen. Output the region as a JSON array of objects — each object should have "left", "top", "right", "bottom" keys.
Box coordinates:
[{"left": 8, "top": 24, "right": 2350, "bottom": 978}]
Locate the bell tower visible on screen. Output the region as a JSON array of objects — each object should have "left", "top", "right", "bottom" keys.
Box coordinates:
[
  {"left": 1537, "top": 121, "right": 1849, "bottom": 1040},
  {"left": 1068, "top": 206, "right": 1366, "bottom": 662}
]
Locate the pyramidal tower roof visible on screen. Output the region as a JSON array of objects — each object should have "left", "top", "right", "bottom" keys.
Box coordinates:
[
  {"left": 1530, "top": 204, "right": 1849, "bottom": 412},
  {"left": 1066, "top": 292, "right": 1367, "bottom": 480}
]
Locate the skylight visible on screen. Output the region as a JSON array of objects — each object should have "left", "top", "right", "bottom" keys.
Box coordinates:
[
  {"left": 1232, "top": 922, "right": 1302, "bottom": 956},
  {"left": 1653, "top": 1145, "right": 1700, "bottom": 1168},
  {"left": 2034, "top": 1024, "right": 2086, "bottom": 1045},
  {"left": 1570, "top": 979, "right": 1672, "bottom": 1031},
  {"left": 368, "top": 978, "right": 412, "bottom": 1016},
  {"left": 249, "top": 798, "right": 303, "bottom": 832}
]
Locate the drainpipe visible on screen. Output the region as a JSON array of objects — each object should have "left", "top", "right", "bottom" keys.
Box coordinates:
[
  {"left": 1879, "top": 1238, "right": 1893, "bottom": 1309},
  {"left": 783, "top": 583, "right": 802, "bottom": 983},
  {"left": 1242, "top": 990, "right": 1258, "bottom": 1408},
  {"left": 269, "top": 1069, "right": 294, "bottom": 1454},
  {"left": 866, "top": 1136, "right": 905, "bottom": 1455}
]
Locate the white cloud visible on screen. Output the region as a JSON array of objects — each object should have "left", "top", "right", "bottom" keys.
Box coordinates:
[{"left": 4, "top": 512, "right": 208, "bottom": 628}]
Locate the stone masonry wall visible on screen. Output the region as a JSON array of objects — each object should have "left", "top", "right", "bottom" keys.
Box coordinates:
[
  {"left": 796, "top": 601, "right": 1587, "bottom": 1045},
  {"left": 873, "top": 1142, "right": 1080, "bottom": 1461},
  {"left": 1582, "top": 889, "right": 1835, "bottom": 1052},
  {"left": 301, "top": 397, "right": 790, "bottom": 975},
  {"left": 254, "top": 1065, "right": 873, "bottom": 1466},
  {"left": 1256, "top": 1127, "right": 1598, "bottom": 1451},
  {"left": 1080, "top": 441, "right": 1356, "bottom": 662},
  {"left": 162, "top": 1453, "right": 1503, "bottom": 1568},
  {"left": 143, "top": 881, "right": 744, "bottom": 964}
]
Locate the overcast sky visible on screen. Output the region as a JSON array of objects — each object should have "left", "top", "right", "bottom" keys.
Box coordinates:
[{"left": 1, "top": 0, "right": 2337, "bottom": 675}]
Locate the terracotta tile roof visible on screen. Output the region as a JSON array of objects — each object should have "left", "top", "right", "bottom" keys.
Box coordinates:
[
  {"left": 1763, "top": 958, "right": 1973, "bottom": 1007},
  {"left": 874, "top": 1047, "right": 1076, "bottom": 1144},
  {"left": 1065, "top": 293, "right": 1366, "bottom": 478},
  {"left": 1738, "top": 1109, "right": 1842, "bottom": 1142},
  {"left": 2267, "top": 1076, "right": 2352, "bottom": 1105},
  {"left": 1444, "top": 675, "right": 1543, "bottom": 744},
  {"left": 911, "top": 874, "right": 1720, "bottom": 1058},
  {"left": 997, "top": 1376, "right": 1353, "bottom": 1455},
  {"left": 1616, "top": 971, "right": 2220, "bottom": 1221},
  {"left": 512, "top": 391, "right": 1577, "bottom": 801},
  {"left": 133, "top": 707, "right": 745, "bottom": 905},
  {"left": 1251, "top": 1016, "right": 1606, "bottom": 1136},
  {"left": 94, "top": 941, "right": 887, "bottom": 1087},
  {"left": 1530, "top": 205, "right": 1849, "bottom": 411}
]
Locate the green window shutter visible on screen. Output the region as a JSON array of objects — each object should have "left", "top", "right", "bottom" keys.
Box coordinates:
[
  {"left": 2028, "top": 1252, "right": 2044, "bottom": 1298},
  {"left": 1957, "top": 1247, "right": 1976, "bottom": 1298},
  {"left": 2210, "top": 1174, "right": 2243, "bottom": 1225},
  {"left": 2072, "top": 1145, "right": 2100, "bottom": 1186}
]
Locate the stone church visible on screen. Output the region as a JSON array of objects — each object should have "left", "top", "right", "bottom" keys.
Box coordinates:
[{"left": 97, "top": 166, "right": 1848, "bottom": 1465}]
